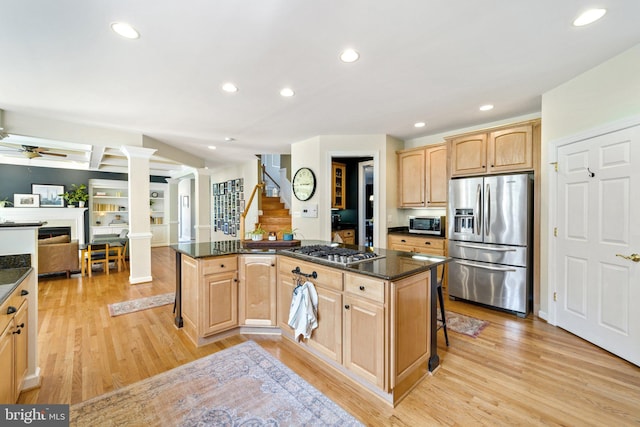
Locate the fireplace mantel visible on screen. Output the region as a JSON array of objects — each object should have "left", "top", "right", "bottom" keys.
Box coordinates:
[{"left": 0, "top": 208, "right": 87, "bottom": 243}]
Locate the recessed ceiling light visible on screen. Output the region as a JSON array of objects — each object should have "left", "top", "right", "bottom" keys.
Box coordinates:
[
  {"left": 222, "top": 83, "right": 238, "bottom": 93},
  {"left": 224, "top": 137, "right": 235, "bottom": 142},
  {"left": 208, "top": 146, "right": 217, "bottom": 150},
  {"left": 573, "top": 9, "right": 607, "bottom": 26},
  {"left": 340, "top": 49, "right": 360, "bottom": 63},
  {"left": 280, "top": 87, "right": 295, "bottom": 97},
  {"left": 414, "top": 122, "right": 426, "bottom": 128},
  {"left": 110, "top": 22, "right": 140, "bottom": 39},
  {"left": 479, "top": 104, "right": 494, "bottom": 111}
]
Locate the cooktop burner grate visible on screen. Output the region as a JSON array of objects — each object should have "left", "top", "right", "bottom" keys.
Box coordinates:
[{"left": 282, "top": 245, "right": 385, "bottom": 265}]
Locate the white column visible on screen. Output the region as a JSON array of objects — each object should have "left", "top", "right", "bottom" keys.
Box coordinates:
[
  {"left": 165, "top": 178, "right": 180, "bottom": 245},
  {"left": 194, "top": 168, "right": 212, "bottom": 243},
  {"left": 121, "top": 146, "right": 156, "bottom": 284}
]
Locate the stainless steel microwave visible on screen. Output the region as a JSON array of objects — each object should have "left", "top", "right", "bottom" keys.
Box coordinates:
[{"left": 409, "top": 216, "right": 445, "bottom": 236}]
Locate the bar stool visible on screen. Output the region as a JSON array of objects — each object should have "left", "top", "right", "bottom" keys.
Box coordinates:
[{"left": 436, "top": 264, "right": 449, "bottom": 346}]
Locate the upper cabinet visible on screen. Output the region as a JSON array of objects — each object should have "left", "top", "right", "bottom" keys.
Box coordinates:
[
  {"left": 448, "top": 120, "right": 539, "bottom": 177},
  {"left": 331, "top": 162, "right": 346, "bottom": 209},
  {"left": 397, "top": 143, "right": 447, "bottom": 208}
]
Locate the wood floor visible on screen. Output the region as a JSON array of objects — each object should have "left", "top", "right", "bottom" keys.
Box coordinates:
[{"left": 20, "top": 247, "right": 640, "bottom": 426}]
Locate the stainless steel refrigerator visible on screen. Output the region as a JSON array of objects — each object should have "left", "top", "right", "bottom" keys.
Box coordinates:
[{"left": 447, "top": 173, "right": 533, "bottom": 317}]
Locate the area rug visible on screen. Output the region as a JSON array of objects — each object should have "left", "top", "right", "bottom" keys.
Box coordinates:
[
  {"left": 438, "top": 310, "right": 489, "bottom": 338},
  {"left": 70, "top": 340, "right": 363, "bottom": 426},
  {"left": 107, "top": 292, "right": 174, "bottom": 317}
]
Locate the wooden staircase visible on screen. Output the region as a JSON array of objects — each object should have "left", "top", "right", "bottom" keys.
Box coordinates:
[{"left": 257, "top": 193, "right": 291, "bottom": 236}]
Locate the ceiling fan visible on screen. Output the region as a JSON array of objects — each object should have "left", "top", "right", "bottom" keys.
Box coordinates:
[{"left": 0, "top": 142, "right": 68, "bottom": 159}]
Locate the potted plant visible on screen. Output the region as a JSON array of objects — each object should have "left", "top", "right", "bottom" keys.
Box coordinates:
[
  {"left": 0, "top": 197, "right": 13, "bottom": 208},
  {"left": 250, "top": 224, "right": 267, "bottom": 241},
  {"left": 281, "top": 227, "right": 299, "bottom": 241},
  {"left": 60, "top": 184, "right": 89, "bottom": 207}
]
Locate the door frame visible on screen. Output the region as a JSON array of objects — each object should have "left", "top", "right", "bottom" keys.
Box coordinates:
[
  {"left": 358, "top": 160, "right": 374, "bottom": 246},
  {"left": 547, "top": 113, "right": 640, "bottom": 326}
]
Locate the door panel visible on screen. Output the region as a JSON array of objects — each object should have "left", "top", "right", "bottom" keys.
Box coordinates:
[
  {"left": 556, "top": 126, "right": 639, "bottom": 366},
  {"left": 483, "top": 174, "right": 530, "bottom": 246},
  {"left": 448, "top": 177, "right": 484, "bottom": 242}
]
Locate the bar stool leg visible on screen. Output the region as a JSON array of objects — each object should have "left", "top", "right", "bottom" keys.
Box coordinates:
[{"left": 437, "top": 282, "right": 449, "bottom": 346}]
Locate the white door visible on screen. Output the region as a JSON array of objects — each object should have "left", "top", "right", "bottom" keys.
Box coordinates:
[{"left": 556, "top": 125, "right": 640, "bottom": 366}]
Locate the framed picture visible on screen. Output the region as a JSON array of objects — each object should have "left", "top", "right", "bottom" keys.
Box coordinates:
[
  {"left": 14, "top": 194, "right": 40, "bottom": 208},
  {"left": 31, "top": 184, "right": 65, "bottom": 207}
]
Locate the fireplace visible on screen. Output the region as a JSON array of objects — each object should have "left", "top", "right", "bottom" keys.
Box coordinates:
[{"left": 38, "top": 226, "right": 72, "bottom": 240}]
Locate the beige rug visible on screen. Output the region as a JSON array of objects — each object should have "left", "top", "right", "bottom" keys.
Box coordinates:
[
  {"left": 70, "top": 340, "right": 363, "bottom": 426},
  {"left": 108, "top": 293, "right": 174, "bottom": 316},
  {"left": 438, "top": 311, "right": 489, "bottom": 338}
]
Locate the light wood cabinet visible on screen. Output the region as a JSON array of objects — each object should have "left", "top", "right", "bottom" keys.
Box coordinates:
[
  {"left": 0, "top": 321, "right": 14, "bottom": 404},
  {"left": 180, "top": 255, "right": 238, "bottom": 345},
  {"left": 331, "top": 162, "right": 346, "bottom": 209},
  {"left": 449, "top": 121, "right": 537, "bottom": 177},
  {"left": 0, "top": 277, "right": 30, "bottom": 404},
  {"left": 333, "top": 228, "right": 355, "bottom": 245},
  {"left": 397, "top": 143, "right": 447, "bottom": 207},
  {"left": 239, "top": 255, "right": 276, "bottom": 327}
]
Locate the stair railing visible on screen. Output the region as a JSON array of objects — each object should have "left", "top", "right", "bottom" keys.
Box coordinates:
[
  {"left": 261, "top": 164, "right": 280, "bottom": 195},
  {"left": 240, "top": 182, "right": 265, "bottom": 240}
]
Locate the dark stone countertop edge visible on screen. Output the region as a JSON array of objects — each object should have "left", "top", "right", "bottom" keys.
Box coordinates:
[
  {"left": 170, "top": 240, "right": 451, "bottom": 281},
  {"left": 0, "top": 267, "right": 33, "bottom": 306},
  {"left": 387, "top": 226, "right": 446, "bottom": 239}
]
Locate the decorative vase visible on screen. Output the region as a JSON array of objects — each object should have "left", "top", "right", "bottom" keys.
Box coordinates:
[
  {"left": 283, "top": 233, "right": 293, "bottom": 241},
  {"left": 251, "top": 234, "right": 263, "bottom": 241},
  {"left": 79, "top": 201, "right": 86, "bottom": 208}
]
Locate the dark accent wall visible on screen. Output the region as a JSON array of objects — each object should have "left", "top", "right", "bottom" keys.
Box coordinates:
[
  {"left": 0, "top": 164, "right": 167, "bottom": 201},
  {"left": 332, "top": 157, "right": 373, "bottom": 237}
]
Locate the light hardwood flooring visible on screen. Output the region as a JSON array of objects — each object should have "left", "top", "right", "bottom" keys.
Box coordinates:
[{"left": 19, "top": 247, "right": 640, "bottom": 425}]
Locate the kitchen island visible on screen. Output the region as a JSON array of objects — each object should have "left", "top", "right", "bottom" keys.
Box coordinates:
[{"left": 171, "top": 240, "right": 449, "bottom": 406}]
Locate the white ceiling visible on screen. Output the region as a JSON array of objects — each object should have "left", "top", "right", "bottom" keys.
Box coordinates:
[{"left": 1, "top": 1, "right": 640, "bottom": 173}]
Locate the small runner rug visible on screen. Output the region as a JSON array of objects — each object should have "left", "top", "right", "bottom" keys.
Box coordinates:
[
  {"left": 70, "top": 340, "right": 363, "bottom": 426},
  {"left": 108, "top": 292, "right": 174, "bottom": 317},
  {"left": 438, "top": 310, "right": 489, "bottom": 338}
]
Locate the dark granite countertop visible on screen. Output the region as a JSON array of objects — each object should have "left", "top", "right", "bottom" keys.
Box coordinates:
[
  {"left": 388, "top": 226, "right": 446, "bottom": 239},
  {"left": 171, "top": 239, "right": 449, "bottom": 281},
  {"left": 0, "top": 267, "right": 32, "bottom": 305}
]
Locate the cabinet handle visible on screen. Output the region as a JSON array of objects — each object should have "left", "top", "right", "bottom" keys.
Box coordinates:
[
  {"left": 6, "top": 306, "right": 16, "bottom": 315},
  {"left": 482, "top": 165, "right": 486, "bottom": 168},
  {"left": 220, "top": 264, "right": 225, "bottom": 268},
  {"left": 359, "top": 285, "right": 365, "bottom": 291},
  {"left": 401, "top": 239, "right": 407, "bottom": 243},
  {"left": 17, "top": 323, "right": 25, "bottom": 328},
  {"left": 424, "top": 241, "right": 431, "bottom": 245},
  {"left": 271, "top": 264, "right": 275, "bottom": 267},
  {"left": 234, "top": 278, "right": 238, "bottom": 282},
  {"left": 344, "top": 305, "right": 350, "bottom": 310},
  {"left": 12, "top": 329, "right": 21, "bottom": 335},
  {"left": 21, "top": 290, "right": 29, "bottom": 296}
]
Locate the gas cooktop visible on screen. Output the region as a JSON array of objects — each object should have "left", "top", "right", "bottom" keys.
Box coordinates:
[{"left": 282, "top": 245, "right": 385, "bottom": 266}]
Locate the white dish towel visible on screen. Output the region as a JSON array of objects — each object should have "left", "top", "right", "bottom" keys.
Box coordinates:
[{"left": 288, "top": 281, "right": 319, "bottom": 341}]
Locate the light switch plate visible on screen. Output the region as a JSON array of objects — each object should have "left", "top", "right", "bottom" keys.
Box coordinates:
[{"left": 301, "top": 204, "right": 318, "bottom": 218}]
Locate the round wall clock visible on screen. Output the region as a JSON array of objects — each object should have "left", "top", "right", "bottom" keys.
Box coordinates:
[{"left": 292, "top": 167, "right": 316, "bottom": 201}]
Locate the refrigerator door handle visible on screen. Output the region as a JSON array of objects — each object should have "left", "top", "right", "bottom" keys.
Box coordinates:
[
  {"left": 485, "top": 183, "right": 490, "bottom": 236},
  {"left": 475, "top": 183, "right": 481, "bottom": 236},
  {"left": 455, "top": 243, "right": 516, "bottom": 252},
  {"left": 455, "top": 260, "right": 517, "bottom": 272}
]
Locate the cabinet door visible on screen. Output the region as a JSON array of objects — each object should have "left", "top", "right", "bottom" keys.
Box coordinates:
[
  {"left": 331, "top": 162, "right": 346, "bottom": 209},
  {"left": 239, "top": 255, "right": 276, "bottom": 326},
  {"left": 343, "top": 295, "right": 384, "bottom": 388},
  {"left": 487, "top": 125, "right": 533, "bottom": 173},
  {"left": 0, "top": 321, "right": 14, "bottom": 404},
  {"left": 202, "top": 271, "right": 238, "bottom": 335},
  {"left": 13, "top": 301, "right": 28, "bottom": 399},
  {"left": 398, "top": 149, "right": 425, "bottom": 207},
  {"left": 276, "top": 274, "right": 296, "bottom": 332},
  {"left": 308, "top": 286, "right": 343, "bottom": 364},
  {"left": 425, "top": 144, "right": 447, "bottom": 207},
  {"left": 150, "top": 225, "right": 168, "bottom": 247},
  {"left": 450, "top": 133, "right": 487, "bottom": 176}
]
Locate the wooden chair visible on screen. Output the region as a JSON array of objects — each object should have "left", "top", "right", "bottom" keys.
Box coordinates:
[
  {"left": 85, "top": 243, "right": 110, "bottom": 277},
  {"left": 107, "top": 240, "right": 128, "bottom": 271}
]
